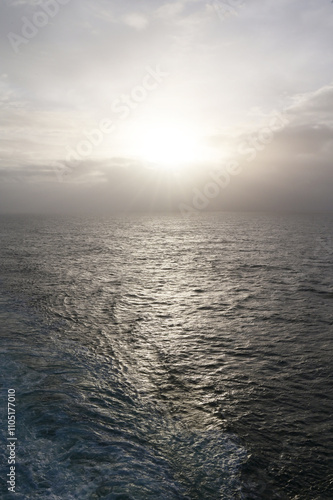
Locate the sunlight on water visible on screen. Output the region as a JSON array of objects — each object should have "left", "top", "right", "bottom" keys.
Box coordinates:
[{"left": 0, "top": 213, "right": 332, "bottom": 499}]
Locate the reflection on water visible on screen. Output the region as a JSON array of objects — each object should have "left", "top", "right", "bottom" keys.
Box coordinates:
[{"left": 0, "top": 213, "right": 332, "bottom": 499}]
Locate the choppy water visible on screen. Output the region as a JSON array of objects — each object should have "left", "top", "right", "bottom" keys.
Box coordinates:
[{"left": 0, "top": 213, "right": 332, "bottom": 499}]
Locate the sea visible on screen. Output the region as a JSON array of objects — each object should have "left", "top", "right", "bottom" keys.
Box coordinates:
[{"left": 0, "top": 212, "right": 332, "bottom": 499}]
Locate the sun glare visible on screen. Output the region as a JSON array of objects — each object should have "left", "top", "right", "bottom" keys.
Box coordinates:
[{"left": 136, "top": 124, "right": 207, "bottom": 169}]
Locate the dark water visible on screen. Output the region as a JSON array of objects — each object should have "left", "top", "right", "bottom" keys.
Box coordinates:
[{"left": 0, "top": 213, "right": 332, "bottom": 499}]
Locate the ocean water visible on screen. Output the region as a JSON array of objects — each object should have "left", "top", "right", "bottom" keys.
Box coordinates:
[{"left": 0, "top": 212, "right": 332, "bottom": 499}]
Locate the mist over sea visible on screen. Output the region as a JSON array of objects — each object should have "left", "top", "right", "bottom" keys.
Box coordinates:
[{"left": 0, "top": 212, "right": 332, "bottom": 499}]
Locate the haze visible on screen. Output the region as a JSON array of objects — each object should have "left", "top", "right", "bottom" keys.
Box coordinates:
[{"left": 0, "top": 0, "right": 332, "bottom": 214}]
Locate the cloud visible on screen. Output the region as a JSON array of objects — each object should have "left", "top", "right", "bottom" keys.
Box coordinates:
[
  {"left": 0, "top": 0, "right": 332, "bottom": 213},
  {"left": 287, "top": 84, "right": 333, "bottom": 127},
  {"left": 155, "top": 2, "right": 185, "bottom": 19},
  {"left": 122, "top": 13, "right": 149, "bottom": 31}
]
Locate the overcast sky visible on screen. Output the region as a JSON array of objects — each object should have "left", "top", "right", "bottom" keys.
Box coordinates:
[{"left": 0, "top": 0, "right": 332, "bottom": 213}]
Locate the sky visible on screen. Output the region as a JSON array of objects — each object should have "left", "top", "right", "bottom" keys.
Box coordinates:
[{"left": 0, "top": 0, "right": 332, "bottom": 214}]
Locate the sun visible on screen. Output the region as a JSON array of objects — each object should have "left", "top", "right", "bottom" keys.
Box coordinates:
[{"left": 136, "top": 124, "right": 207, "bottom": 169}]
